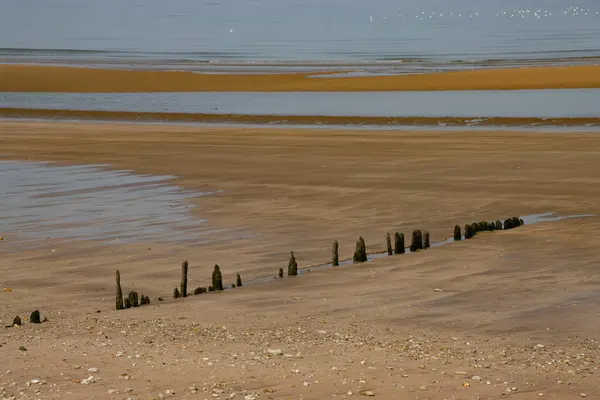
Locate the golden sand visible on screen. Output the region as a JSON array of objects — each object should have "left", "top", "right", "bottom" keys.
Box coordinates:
[{"left": 2, "top": 64, "right": 600, "bottom": 92}]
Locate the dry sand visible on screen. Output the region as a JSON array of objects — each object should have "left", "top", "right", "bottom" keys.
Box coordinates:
[
  {"left": 1, "top": 121, "right": 600, "bottom": 399},
  {"left": 2, "top": 64, "right": 600, "bottom": 92}
]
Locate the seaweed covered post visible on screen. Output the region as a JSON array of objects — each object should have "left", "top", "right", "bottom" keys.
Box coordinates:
[
  {"left": 128, "top": 291, "right": 139, "bottom": 307},
  {"left": 181, "top": 260, "right": 188, "bottom": 298},
  {"left": 115, "top": 270, "right": 124, "bottom": 311},
  {"left": 495, "top": 220, "right": 502, "bottom": 230},
  {"left": 236, "top": 273, "right": 243, "bottom": 287},
  {"left": 386, "top": 233, "right": 393, "bottom": 256},
  {"left": 278, "top": 268, "right": 284, "bottom": 278},
  {"left": 212, "top": 265, "right": 224, "bottom": 290},
  {"left": 410, "top": 230, "right": 423, "bottom": 252},
  {"left": 464, "top": 224, "right": 472, "bottom": 239},
  {"left": 423, "top": 231, "right": 430, "bottom": 249},
  {"left": 453, "top": 225, "right": 462, "bottom": 241},
  {"left": 332, "top": 240, "right": 339, "bottom": 266},
  {"left": 288, "top": 252, "right": 298, "bottom": 276},
  {"left": 30, "top": 310, "right": 41, "bottom": 324},
  {"left": 394, "top": 232, "right": 405, "bottom": 254},
  {"left": 353, "top": 237, "right": 367, "bottom": 263}
]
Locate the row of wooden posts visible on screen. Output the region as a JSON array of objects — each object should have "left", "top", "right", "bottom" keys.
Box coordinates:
[{"left": 115, "top": 216, "right": 524, "bottom": 310}]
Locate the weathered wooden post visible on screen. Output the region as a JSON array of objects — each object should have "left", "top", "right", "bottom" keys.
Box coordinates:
[
  {"left": 353, "top": 237, "right": 367, "bottom": 263},
  {"left": 212, "top": 265, "right": 224, "bottom": 290},
  {"left": 464, "top": 224, "right": 472, "bottom": 239},
  {"left": 423, "top": 231, "right": 430, "bottom": 249},
  {"left": 394, "top": 232, "right": 405, "bottom": 254},
  {"left": 181, "top": 260, "right": 188, "bottom": 298},
  {"left": 115, "top": 270, "right": 124, "bottom": 310},
  {"left": 454, "top": 225, "right": 462, "bottom": 241},
  {"left": 332, "top": 240, "right": 339, "bottom": 266},
  {"left": 30, "top": 310, "right": 41, "bottom": 324},
  {"left": 386, "top": 233, "right": 393, "bottom": 256},
  {"left": 124, "top": 297, "right": 131, "bottom": 308},
  {"left": 495, "top": 220, "right": 502, "bottom": 230},
  {"left": 129, "top": 291, "right": 139, "bottom": 307},
  {"left": 288, "top": 252, "right": 298, "bottom": 275},
  {"left": 236, "top": 273, "right": 243, "bottom": 287},
  {"left": 410, "top": 230, "right": 423, "bottom": 252},
  {"left": 279, "top": 268, "right": 284, "bottom": 278}
]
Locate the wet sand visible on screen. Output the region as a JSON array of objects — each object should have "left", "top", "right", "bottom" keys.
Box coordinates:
[
  {"left": 1, "top": 121, "right": 600, "bottom": 399},
  {"left": 2, "top": 64, "right": 600, "bottom": 92},
  {"left": 2, "top": 107, "right": 600, "bottom": 127}
]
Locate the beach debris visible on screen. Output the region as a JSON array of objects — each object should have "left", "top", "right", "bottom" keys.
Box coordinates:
[
  {"left": 423, "top": 231, "right": 430, "bottom": 249},
  {"left": 433, "top": 288, "right": 443, "bottom": 292},
  {"left": 208, "top": 285, "right": 215, "bottom": 292},
  {"left": 81, "top": 375, "right": 96, "bottom": 385},
  {"left": 236, "top": 273, "right": 243, "bottom": 287},
  {"left": 2, "top": 287, "right": 11, "bottom": 292},
  {"left": 29, "top": 310, "right": 41, "bottom": 324},
  {"left": 454, "top": 225, "right": 462, "bottom": 241},
  {"left": 19, "top": 346, "right": 27, "bottom": 352},
  {"left": 8, "top": 315, "right": 22, "bottom": 328},
  {"left": 173, "top": 288, "right": 181, "bottom": 299},
  {"left": 128, "top": 291, "right": 139, "bottom": 308},
  {"left": 360, "top": 390, "right": 376, "bottom": 396},
  {"left": 278, "top": 268, "right": 284, "bottom": 278},
  {"left": 410, "top": 230, "right": 423, "bottom": 252},
  {"left": 181, "top": 260, "right": 188, "bottom": 298},
  {"left": 353, "top": 237, "right": 367, "bottom": 263},
  {"left": 267, "top": 348, "right": 284, "bottom": 356},
  {"left": 394, "top": 232, "right": 405, "bottom": 254},
  {"left": 386, "top": 233, "right": 393, "bottom": 256},
  {"left": 288, "top": 252, "right": 298, "bottom": 275},
  {"left": 332, "top": 240, "right": 339, "bottom": 266},
  {"left": 212, "top": 265, "right": 224, "bottom": 290},
  {"left": 115, "top": 270, "right": 124, "bottom": 310}
]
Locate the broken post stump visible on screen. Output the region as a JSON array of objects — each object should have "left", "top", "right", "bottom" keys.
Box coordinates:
[
  {"left": 288, "top": 252, "right": 298, "bottom": 275},
  {"left": 353, "top": 237, "right": 367, "bottom": 263},
  {"left": 236, "top": 273, "right": 243, "bottom": 287},
  {"left": 173, "top": 288, "right": 181, "bottom": 299},
  {"left": 128, "top": 291, "right": 139, "bottom": 307},
  {"left": 332, "top": 240, "right": 339, "bottom": 266},
  {"left": 423, "top": 231, "right": 430, "bottom": 249},
  {"left": 278, "top": 268, "right": 284, "bottom": 278},
  {"left": 454, "top": 225, "right": 462, "bottom": 241},
  {"left": 30, "top": 310, "right": 41, "bottom": 324},
  {"left": 410, "top": 230, "right": 423, "bottom": 252},
  {"left": 181, "top": 260, "right": 188, "bottom": 298},
  {"left": 124, "top": 297, "right": 131, "bottom": 309},
  {"left": 115, "top": 270, "right": 124, "bottom": 311},
  {"left": 386, "top": 233, "right": 393, "bottom": 256},
  {"left": 394, "top": 232, "right": 405, "bottom": 254}
]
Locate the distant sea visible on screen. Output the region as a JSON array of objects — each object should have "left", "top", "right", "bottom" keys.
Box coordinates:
[{"left": 1, "top": 0, "right": 600, "bottom": 70}]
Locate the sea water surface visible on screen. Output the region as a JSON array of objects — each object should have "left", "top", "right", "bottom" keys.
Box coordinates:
[
  {"left": 1, "top": 0, "right": 600, "bottom": 67},
  {"left": 2, "top": 90, "right": 600, "bottom": 118}
]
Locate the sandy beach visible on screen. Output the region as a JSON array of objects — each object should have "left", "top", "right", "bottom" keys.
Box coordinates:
[
  {"left": 2, "top": 64, "right": 600, "bottom": 92},
  {"left": 1, "top": 121, "right": 600, "bottom": 399}
]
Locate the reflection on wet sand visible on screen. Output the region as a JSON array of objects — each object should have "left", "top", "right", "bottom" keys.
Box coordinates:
[{"left": 0, "top": 160, "right": 230, "bottom": 249}]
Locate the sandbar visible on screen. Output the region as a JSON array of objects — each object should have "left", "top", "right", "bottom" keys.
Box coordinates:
[{"left": 2, "top": 64, "right": 600, "bottom": 92}]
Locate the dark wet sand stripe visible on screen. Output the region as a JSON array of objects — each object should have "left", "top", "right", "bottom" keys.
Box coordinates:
[{"left": 1, "top": 107, "right": 599, "bottom": 127}]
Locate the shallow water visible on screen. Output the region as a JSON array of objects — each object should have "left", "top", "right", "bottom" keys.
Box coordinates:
[
  {"left": 2, "top": 90, "right": 600, "bottom": 118},
  {"left": 1, "top": 0, "right": 600, "bottom": 66},
  {"left": 0, "top": 160, "right": 228, "bottom": 249}
]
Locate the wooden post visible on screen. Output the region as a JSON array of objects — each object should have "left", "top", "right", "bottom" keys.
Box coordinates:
[
  {"left": 181, "top": 260, "right": 188, "bottom": 298},
  {"left": 332, "top": 240, "right": 339, "bottom": 266},
  {"left": 394, "top": 232, "right": 405, "bottom": 254},
  {"left": 212, "top": 265, "right": 224, "bottom": 290},
  {"left": 278, "top": 268, "right": 284, "bottom": 278},
  {"left": 115, "top": 270, "right": 124, "bottom": 310},
  {"left": 423, "top": 231, "right": 430, "bottom": 249},
  {"left": 454, "top": 225, "right": 461, "bottom": 241},
  {"left": 236, "top": 273, "right": 243, "bottom": 287},
  {"left": 353, "top": 237, "right": 367, "bottom": 263},
  {"left": 386, "top": 233, "right": 393, "bottom": 256},
  {"left": 410, "top": 230, "right": 423, "bottom": 252},
  {"left": 173, "top": 288, "right": 181, "bottom": 298},
  {"left": 288, "top": 252, "right": 298, "bottom": 276}
]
